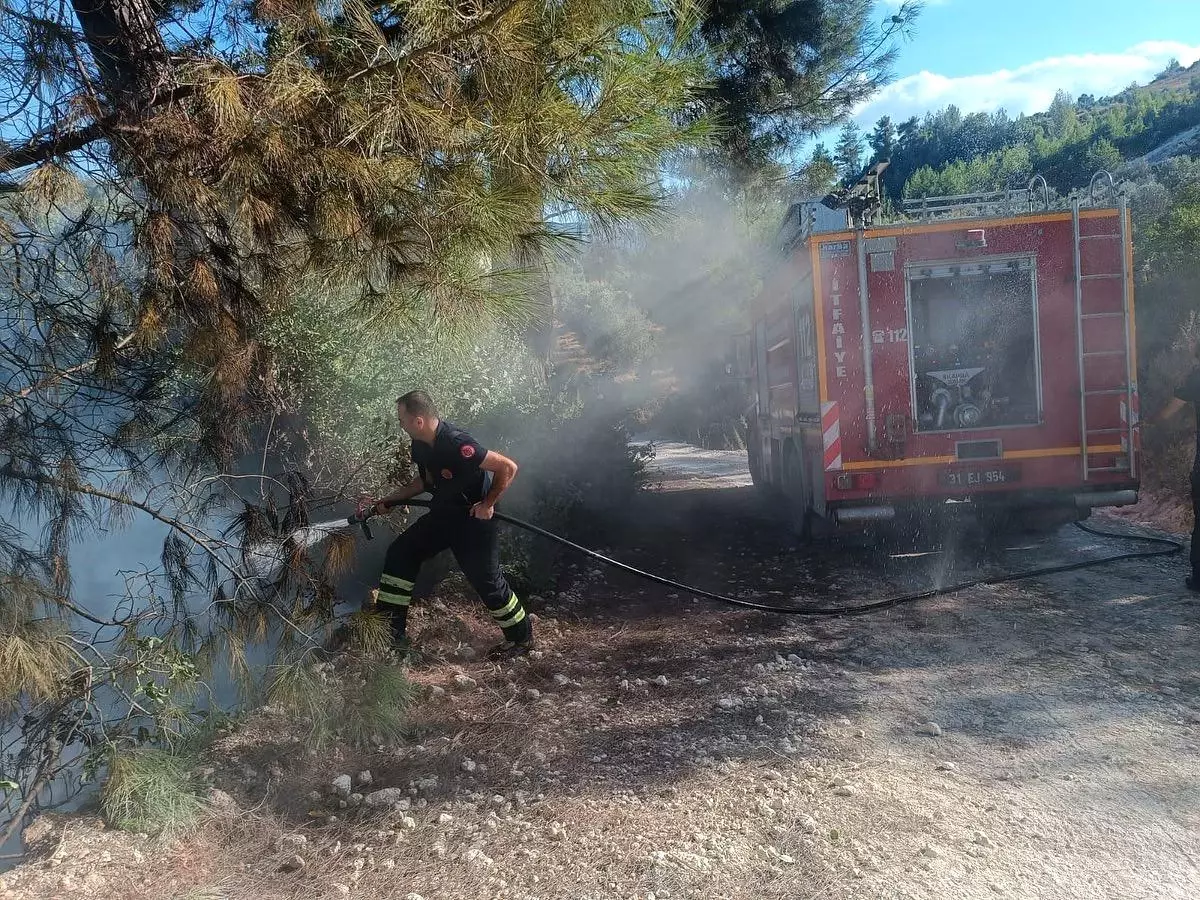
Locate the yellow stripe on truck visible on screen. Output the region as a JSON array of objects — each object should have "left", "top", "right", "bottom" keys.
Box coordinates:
[
  {"left": 810, "top": 241, "right": 829, "bottom": 404},
  {"left": 839, "top": 445, "right": 1123, "bottom": 471}
]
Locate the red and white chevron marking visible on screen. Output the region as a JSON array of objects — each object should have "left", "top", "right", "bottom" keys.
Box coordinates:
[{"left": 822, "top": 401, "right": 842, "bottom": 471}]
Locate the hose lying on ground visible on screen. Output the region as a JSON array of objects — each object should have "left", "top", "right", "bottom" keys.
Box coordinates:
[{"left": 352, "top": 498, "right": 1184, "bottom": 618}]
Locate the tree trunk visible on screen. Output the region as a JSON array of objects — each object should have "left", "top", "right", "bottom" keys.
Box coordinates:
[{"left": 70, "top": 0, "right": 170, "bottom": 111}]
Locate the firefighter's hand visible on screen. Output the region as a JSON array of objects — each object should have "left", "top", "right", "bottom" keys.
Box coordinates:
[{"left": 469, "top": 502, "right": 495, "bottom": 520}]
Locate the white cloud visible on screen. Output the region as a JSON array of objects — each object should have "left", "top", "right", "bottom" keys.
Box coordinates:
[{"left": 854, "top": 40, "right": 1200, "bottom": 126}]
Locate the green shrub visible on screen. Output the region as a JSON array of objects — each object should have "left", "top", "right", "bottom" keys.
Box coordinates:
[
  {"left": 558, "top": 278, "right": 656, "bottom": 372},
  {"left": 100, "top": 748, "right": 205, "bottom": 835},
  {"left": 339, "top": 663, "right": 414, "bottom": 748}
]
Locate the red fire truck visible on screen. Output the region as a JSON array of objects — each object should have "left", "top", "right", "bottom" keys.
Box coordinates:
[{"left": 744, "top": 165, "right": 1139, "bottom": 537}]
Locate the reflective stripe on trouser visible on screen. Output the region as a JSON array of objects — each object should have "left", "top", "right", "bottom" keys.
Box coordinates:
[
  {"left": 376, "top": 573, "right": 413, "bottom": 607},
  {"left": 375, "top": 508, "right": 532, "bottom": 643},
  {"left": 487, "top": 592, "right": 527, "bottom": 631}
]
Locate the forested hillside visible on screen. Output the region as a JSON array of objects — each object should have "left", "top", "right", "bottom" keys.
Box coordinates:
[{"left": 819, "top": 59, "right": 1200, "bottom": 198}]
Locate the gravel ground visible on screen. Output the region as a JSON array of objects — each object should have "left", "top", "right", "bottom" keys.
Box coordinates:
[{"left": 3, "top": 446, "right": 1198, "bottom": 900}]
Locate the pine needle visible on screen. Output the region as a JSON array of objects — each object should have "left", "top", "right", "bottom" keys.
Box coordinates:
[
  {"left": 100, "top": 748, "right": 205, "bottom": 836},
  {"left": 339, "top": 662, "right": 413, "bottom": 748}
]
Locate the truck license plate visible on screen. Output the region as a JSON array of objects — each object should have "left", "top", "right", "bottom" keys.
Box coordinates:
[{"left": 938, "top": 466, "right": 1021, "bottom": 488}]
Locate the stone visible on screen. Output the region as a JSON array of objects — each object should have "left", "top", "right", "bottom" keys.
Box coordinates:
[
  {"left": 452, "top": 674, "right": 477, "bottom": 691},
  {"left": 331, "top": 775, "right": 353, "bottom": 797},
  {"left": 207, "top": 788, "right": 240, "bottom": 815},
  {"left": 365, "top": 788, "right": 407, "bottom": 808},
  {"left": 464, "top": 848, "right": 493, "bottom": 867},
  {"left": 357, "top": 771, "right": 373, "bottom": 786}
]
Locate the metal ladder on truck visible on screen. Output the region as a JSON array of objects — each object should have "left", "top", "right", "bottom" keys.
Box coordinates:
[{"left": 1072, "top": 172, "right": 1135, "bottom": 481}]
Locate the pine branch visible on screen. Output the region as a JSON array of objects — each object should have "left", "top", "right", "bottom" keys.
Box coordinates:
[
  {"left": 380, "top": 0, "right": 522, "bottom": 48},
  {"left": 0, "top": 85, "right": 196, "bottom": 179},
  {"left": 0, "top": 332, "right": 136, "bottom": 408},
  {"left": 0, "top": 671, "right": 92, "bottom": 847}
]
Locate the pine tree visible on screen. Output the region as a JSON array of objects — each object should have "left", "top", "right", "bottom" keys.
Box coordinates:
[
  {"left": 869, "top": 115, "right": 897, "bottom": 163},
  {"left": 0, "top": 0, "right": 713, "bottom": 827},
  {"left": 681, "top": 0, "right": 921, "bottom": 178},
  {"left": 834, "top": 121, "right": 865, "bottom": 183},
  {"left": 797, "top": 143, "right": 839, "bottom": 195}
]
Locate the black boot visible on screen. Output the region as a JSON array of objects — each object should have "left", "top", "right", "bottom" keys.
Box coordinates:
[
  {"left": 385, "top": 607, "right": 420, "bottom": 662},
  {"left": 488, "top": 620, "right": 535, "bottom": 660}
]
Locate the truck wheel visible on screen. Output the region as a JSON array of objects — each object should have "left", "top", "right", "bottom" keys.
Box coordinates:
[
  {"left": 782, "top": 443, "right": 813, "bottom": 543},
  {"left": 747, "top": 431, "right": 764, "bottom": 487},
  {"left": 747, "top": 426, "right": 775, "bottom": 495}
]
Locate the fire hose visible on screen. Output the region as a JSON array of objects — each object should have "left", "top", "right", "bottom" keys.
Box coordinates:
[{"left": 345, "top": 497, "right": 1185, "bottom": 617}]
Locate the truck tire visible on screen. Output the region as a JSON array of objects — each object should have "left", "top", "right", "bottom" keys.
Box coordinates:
[
  {"left": 747, "top": 430, "right": 764, "bottom": 488},
  {"left": 782, "top": 442, "right": 814, "bottom": 543},
  {"left": 747, "top": 425, "right": 775, "bottom": 496}
]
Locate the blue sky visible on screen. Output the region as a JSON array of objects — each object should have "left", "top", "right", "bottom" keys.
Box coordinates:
[{"left": 856, "top": 0, "right": 1200, "bottom": 128}]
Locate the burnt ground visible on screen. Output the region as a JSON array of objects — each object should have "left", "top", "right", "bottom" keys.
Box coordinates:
[{"left": 4, "top": 444, "right": 1200, "bottom": 900}]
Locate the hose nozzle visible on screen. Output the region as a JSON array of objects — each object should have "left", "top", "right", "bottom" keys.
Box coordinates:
[{"left": 347, "top": 496, "right": 376, "bottom": 540}]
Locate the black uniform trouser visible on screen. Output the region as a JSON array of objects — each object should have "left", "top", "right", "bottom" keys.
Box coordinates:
[
  {"left": 373, "top": 509, "right": 531, "bottom": 643},
  {"left": 1190, "top": 469, "right": 1200, "bottom": 578}
]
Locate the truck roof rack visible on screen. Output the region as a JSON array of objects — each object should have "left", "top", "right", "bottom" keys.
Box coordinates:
[
  {"left": 776, "top": 170, "right": 1124, "bottom": 246},
  {"left": 897, "top": 171, "right": 1124, "bottom": 224},
  {"left": 900, "top": 186, "right": 1044, "bottom": 221}
]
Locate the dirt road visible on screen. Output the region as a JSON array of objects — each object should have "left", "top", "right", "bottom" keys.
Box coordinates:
[
  {"left": 607, "top": 442, "right": 1200, "bottom": 899},
  {"left": 5, "top": 443, "right": 1199, "bottom": 900}
]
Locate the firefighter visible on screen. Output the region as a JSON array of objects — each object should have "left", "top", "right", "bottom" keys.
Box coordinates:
[
  {"left": 1147, "top": 347, "right": 1200, "bottom": 590},
  {"left": 368, "top": 390, "right": 533, "bottom": 657}
]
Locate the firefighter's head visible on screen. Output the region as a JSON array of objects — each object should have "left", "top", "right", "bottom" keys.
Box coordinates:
[{"left": 396, "top": 390, "right": 439, "bottom": 440}]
